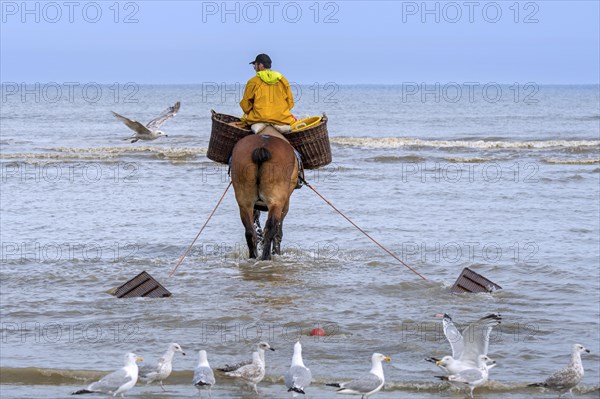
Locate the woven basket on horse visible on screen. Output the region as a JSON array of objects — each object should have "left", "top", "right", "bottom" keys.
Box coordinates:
[{"left": 207, "top": 110, "right": 332, "bottom": 169}]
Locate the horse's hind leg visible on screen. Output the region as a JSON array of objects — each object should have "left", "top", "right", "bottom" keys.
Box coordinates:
[
  {"left": 272, "top": 222, "right": 282, "bottom": 255},
  {"left": 272, "top": 200, "right": 290, "bottom": 255},
  {"left": 253, "top": 209, "right": 263, "bottom": 244},
  {"left": 239, "top": 207, "right": 257, "bottom": 258},
  {"left": 261, "top": 206, "right": 283, "bottom": 261}
]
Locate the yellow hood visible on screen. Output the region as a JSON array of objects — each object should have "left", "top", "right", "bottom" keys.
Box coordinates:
[{"left": 257, "top": 70, "right": 283, "bottom": 85}]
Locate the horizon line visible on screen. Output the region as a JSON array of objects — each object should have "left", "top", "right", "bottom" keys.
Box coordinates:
[{"left": 1, "top": 81, "right": 599, "bottom": 86}]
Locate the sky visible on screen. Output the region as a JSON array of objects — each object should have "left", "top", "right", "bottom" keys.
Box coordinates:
[{"left": 1, "top": 1, "right": 599, "bottom": 84}]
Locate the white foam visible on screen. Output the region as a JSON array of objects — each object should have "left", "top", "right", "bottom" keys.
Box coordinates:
[
  {"left": 331, "top": 137, "right": 600, "bottom": 150},
  {"left": 543, "top": 158, "right": 600, "bottom": 165},
  {"left": 1, "top": 146, "right": 207, "bottom": 161}
]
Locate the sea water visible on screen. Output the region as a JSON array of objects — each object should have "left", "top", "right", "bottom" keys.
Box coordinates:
[{"left": 1, "top": 84, "right": 599, "bottom": 398}]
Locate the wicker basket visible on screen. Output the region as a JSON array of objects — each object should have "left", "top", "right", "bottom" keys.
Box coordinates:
[
  {"left": 207, "top": 110, "right": 332, "bottom": 169},
  {"left": 207, "top": 110, "right": 252, "bottom": 164},
  {"left": 285, "top": 114, "right": 331, "bottom": 169}
]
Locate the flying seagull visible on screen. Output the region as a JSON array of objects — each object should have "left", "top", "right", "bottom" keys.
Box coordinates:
[{"left": 112, "top": 101, "right": 180, "bottom": 143}]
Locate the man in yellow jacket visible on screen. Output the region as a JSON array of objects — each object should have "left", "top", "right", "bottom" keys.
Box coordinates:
[{"left": 240, "top": 54, "right": 296, "bottom": 126}]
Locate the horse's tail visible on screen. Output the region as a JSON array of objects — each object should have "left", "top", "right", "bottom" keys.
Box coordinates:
[{"left": 251, "top": 147, "right": 272, "bottom": 165}]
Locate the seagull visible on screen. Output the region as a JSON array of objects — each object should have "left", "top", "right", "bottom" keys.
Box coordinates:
[
  {"left": 193, "top": 350, "right": 216, "bottom": 398},
  {"left": 326, "top": 353, "right": 391, "bottom": 398},
  {"left": 224, "top": 351, "right": 265, "bottom": 393},
  {"left": 425, "top": 313, "right": 501, "bottom": 374},
  {"left": 435, "top": 354, "right": 494, "bottom": 399},
  {"left": 284, "top": 341, "right": 312, "bottom": 396},
  {"left": 217, "top": 341, "right": 275, "bottom": 372},
  {"left": 435, "top": 354, "right": 497, "bottom": 375},
  {"left": 72, "top": 352, "right": 143, "bottom": 397},
  {"left": 112, "top": 101, "right": 180, "bottom": 143},
  {"left": 528, "top": 344, "right": 590, "bottom": 399},
  {"left": 138, "top": 342, "right": 186, "bottom": 391}
]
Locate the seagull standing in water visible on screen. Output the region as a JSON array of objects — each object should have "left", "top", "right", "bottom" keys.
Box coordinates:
[
  {"left": 435, "top": 354, "right": 495, "bottom": 398},
  {"left": 193, "top": 350, "right": 216, "bottom": 398},
  {"left": 284, "top": 341, "right": 312, "bottom": 396},
  {"left": 326, "top": 353, "right": 391, "bottom": 398},
  {"left": 72, "top": 352, "right": 143, "bottom": 397},
  {"left": 217, "top": 341, "right": 275, "bottom": 372},
  {"left": 224, "top": 351, "right": 265, "bottom": 393},
  {"left": 138, "top": 343, "right": 186, "bottom": 391},
  {"left": 528, "top": 344, "right": 590, "bottom": 399},
  {"left": 112, "top": 101, "right": 180, "bottom": 143}
]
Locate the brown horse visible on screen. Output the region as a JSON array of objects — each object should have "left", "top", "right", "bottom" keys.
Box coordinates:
[{"left": 230, "top": 133, "right": 299, "bottom": 260}]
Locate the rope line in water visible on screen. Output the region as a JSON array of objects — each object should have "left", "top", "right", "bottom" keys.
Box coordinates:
[
  {"left": 168, "top": 181, "right": 232, "bottom": 278},
  {"left": 301, "top": 178, "right": 430, "bottom": 282},
  {"left": 170, "top": 178, "right": 429, "bottom": 282}
]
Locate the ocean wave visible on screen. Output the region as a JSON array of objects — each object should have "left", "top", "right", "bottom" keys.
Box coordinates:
[
  {"left": 539, "top": 174, "right": 585, "bottom": 183},
  {"left": 0, "top": 146, "right": 207, "bottom": 161},
  {"left": 0, "top": 367, "right": 101, "bottom": 385},
  {"left": 331, "top": 137, "right": 600, "bottom": 150},
  {"left": 366, "top": 155, "right": 428, "bottom": 163},
  {"left": 578, "top": 115, "right": 600, "bottom": 121},
  {"left": 2, "top": 367, "right": 598, "bottom": 394},
  {"left": 443, "top": 156, "right": 510, "bottom": 163},
  {"left": 543, "top": 158, "right": 600, "bottom": 165}
]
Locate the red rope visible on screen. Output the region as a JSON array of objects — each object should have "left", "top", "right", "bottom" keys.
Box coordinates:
[
  {"left": 302, "top": 179, "right": 430, "bottom": 282},
  {"left": 168, "top": 181, "right": 232, "bottom": 278}
]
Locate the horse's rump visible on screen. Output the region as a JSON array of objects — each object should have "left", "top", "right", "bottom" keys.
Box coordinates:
[{"left": 251, "top": 147, "right": 272, "bottom": 164}]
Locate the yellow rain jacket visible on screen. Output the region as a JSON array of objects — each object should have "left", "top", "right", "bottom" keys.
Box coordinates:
[{"left": 240, "top": 70, "right": 295, "bottom": 125}]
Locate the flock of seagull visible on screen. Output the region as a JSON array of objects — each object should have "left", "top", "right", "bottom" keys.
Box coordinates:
[{"left": 70, "top": 313, "right": 591, "bottom": 398}]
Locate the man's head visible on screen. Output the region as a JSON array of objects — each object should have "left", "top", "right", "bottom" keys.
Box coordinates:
[{"left": 250, "top": 53, "right": 272, "bottom": 70}]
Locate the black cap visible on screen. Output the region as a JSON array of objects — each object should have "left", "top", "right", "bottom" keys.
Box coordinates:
[{"left": 250, "top": 53, "right": 272, "bottom": 68}]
